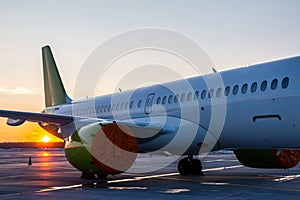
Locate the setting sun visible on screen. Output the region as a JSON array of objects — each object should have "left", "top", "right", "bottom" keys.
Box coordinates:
[{"left": 41, "top": 135, "right": 51, "bottom": 143}]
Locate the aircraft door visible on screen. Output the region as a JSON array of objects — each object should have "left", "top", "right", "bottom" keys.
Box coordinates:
[{"left": 145, "top": 93, "right": 155, "bottom": 114}]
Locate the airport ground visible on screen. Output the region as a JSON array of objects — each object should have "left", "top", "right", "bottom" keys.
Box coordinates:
[{"left": 1, "top": 148, "right": 300, "bottom": 199}]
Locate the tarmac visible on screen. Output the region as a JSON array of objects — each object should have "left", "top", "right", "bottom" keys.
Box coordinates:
[{"left": 1, "top": 148, "right": 300, "bottom": 199}]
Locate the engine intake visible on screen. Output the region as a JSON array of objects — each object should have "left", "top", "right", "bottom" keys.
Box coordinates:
[{"left": 234, "top": 149, "right": 300, "bottom": 169}]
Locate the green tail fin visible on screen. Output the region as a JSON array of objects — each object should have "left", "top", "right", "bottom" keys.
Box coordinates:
[{"left": 42, "top": 45, "right": 72, "bottom": 107}]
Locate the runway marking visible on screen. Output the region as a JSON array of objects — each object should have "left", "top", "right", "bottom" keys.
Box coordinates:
[
  {"left": 38, "top": 184, "right": 83, "bottom": 192},
  {"left": 164, "top": 188, "right": 191, "bottom": 194},
  {"left": 108, "top": 172, "right": 179, "bottom": 183},
  {"left": 36, "top": 164, "right": 243, "bottom": 193},
  {"left": 201, "top": 182, "right": 229, "bottom": 185},
  {"left": 273, "top": 174, "right": 300, "bottom": 182},
  {"left": 202, "top": 165, "right": 243, "bottom": 172}
]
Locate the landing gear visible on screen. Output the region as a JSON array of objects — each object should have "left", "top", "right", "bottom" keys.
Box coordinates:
[
  {"left": 81, "top": 173, "right": 96, "bottom": 179},
  {"left": 178, "top": 155, "right": 203, "bottom": 176},
  {"left": 81, "top": 173, "right": 108, "bottom": 180},
  {"left": 96, "top": 173, "right": 108, "bottom": 180}
]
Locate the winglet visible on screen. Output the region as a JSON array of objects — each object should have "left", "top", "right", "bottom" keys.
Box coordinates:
[{"left": 42, "top": 45, "right": 72, "bottom": 107}]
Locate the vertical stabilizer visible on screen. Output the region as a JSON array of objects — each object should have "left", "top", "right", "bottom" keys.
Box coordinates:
[{"left": 42, "top": 45, "right": 72, "bottom": 107}]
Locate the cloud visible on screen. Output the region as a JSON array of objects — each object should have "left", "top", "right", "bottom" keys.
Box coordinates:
[{"left": 0, "top": 87, "right": 37, "bottom": 95}]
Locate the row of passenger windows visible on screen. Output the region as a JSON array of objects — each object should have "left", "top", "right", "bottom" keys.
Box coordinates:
[
  {"left": 61, "top": 77, "right": 289, "bottom": 115},
  {"left": 155, "top": 77, "right": 289, "bottom": 105}
]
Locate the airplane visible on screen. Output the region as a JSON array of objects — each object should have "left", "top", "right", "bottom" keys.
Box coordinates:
[{"left": 1, "top": 45, "right": 300, "bottom": 179}]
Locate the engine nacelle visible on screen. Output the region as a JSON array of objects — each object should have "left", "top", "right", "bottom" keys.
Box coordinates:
[
  {"left": 234, "top": 149, "right": 300, "bottom": 169},
  {"left": 64, "top": 122, "right": 138, "bottom": 178}
]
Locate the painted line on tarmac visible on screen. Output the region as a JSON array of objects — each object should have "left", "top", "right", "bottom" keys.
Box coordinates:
[{"left": 36, "top": 164, "right": 243, "bottom": 193}]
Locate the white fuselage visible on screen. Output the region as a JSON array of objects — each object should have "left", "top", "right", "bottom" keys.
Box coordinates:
[{"left": 51, "top": 56, "right": 300, "bottom": 155}]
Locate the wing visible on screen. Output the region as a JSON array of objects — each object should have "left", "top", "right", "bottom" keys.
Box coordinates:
[
  {"left": 0, "top": 110, "right": 74, "bottom": 126},
  {"left": 0, "top": 109, "right": 172, "bottom": 140}
]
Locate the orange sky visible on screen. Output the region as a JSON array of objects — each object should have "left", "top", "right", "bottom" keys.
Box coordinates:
[
  {"left": 0, "top": 93, "right": 63, "bottom": 143},
  {"left": 0, "top": 119, "right": 63, "bottom": 142}
]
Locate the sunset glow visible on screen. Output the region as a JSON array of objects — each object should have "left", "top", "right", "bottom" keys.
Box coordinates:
[
  {"left": 0, "top": 118, "right": 64, "bottom": 143},
  {"left": 42, "top": 152, "right": 49, "bottom": 157},
  {"left": 41, "top": 135, "right": 51, "bottom": 143}
]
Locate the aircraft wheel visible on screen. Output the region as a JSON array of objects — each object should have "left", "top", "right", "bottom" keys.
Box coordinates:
[
  {"left": 178, "top": 158, "right": 191, "bottom": 175},
  {"left": 191, "top": 159, "right": 203, "bottom": 175}
]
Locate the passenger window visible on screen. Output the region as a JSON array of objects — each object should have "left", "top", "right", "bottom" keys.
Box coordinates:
[
  {"left": 187, "top": 92, "right": 192, "bottom": 101},
  {"left": 130, "top": 101, "right": 134, "bottom": 109},
  {"left": 174, "top": 94, "right": 179, "bottom": 103},
  {"left": 216, "top": 87, "right": 222, "bottom": 97},
  {"left": 208, "top": 89, "right": 214, "bottom": 98},
  {"left": 271, "top": 79, "right": 278, "bottom": 90},
  {"left": 108, "top": 105, "right": 111, "bottom": 112},
  {"left": 261, "top": 80, "right": 267, "bottom": 91},
  {"left": 180, "top": 93, "right": 185, "bottom": 102},
  {"left": 224, "top": 86, "right": 230, "bottom": 96},
  {"left": 162, "top": 96, "right": 167, "bottom": 104},
  {"left": 233, "top": 85, "right": 239, "bottom": 95},
  {"left": 138, "top": 100, "right": 142, "bottom": 108},
  {"left": 168, "top": 95, "right": 173, "bottom": 104},
  {"left": 100, "top": 106, "right": 104, "bottom": 112},
  {"left": 125, "top": 102, "right": 129, "bottom": 109},
  {"left": 241, "top": 83, "right": 248, "bottom": 94},
  {"left": 104, "top": 105, "right": 107, "bottom": 112},
  {"left": 251, "top": 82, "right": 257, "bottom": 93},
  {"left": 121, "top": 102, "right": 124, "bottom": 110},
  {"left": 282, "top": 77, "right": 289, "bottom": 89},
  {"left": 146, "top": 98, "right": 151, "bottom": 106},
  {"left": 156, "top": 97, "right": 161, "bottom": 104},
  {"left": 194, "top": 91, "right": 199, "bottom": 100},
  {"left": 116, "top": 103, "right": 120, "bottom": 111},
  {"left": 201, "top": 90, "right": 206, "bottom": 99}
]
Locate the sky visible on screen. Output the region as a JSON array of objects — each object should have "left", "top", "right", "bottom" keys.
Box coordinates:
[{"left": 0, "top": 0, "right": 300, "bottom": 142}]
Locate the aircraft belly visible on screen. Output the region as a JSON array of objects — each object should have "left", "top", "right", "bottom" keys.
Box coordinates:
[{"left": 136, "top": 116, "right": 218, "bottom": 155}]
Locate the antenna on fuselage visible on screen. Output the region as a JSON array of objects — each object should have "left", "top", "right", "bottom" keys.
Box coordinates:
[
  {"left": 119, "top": 88, "right": 122, "bottom": 92},
  {"left": 212, "top": 68, "right": 217, "bottom": 73}
]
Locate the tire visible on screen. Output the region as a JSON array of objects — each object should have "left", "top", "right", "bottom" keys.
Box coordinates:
[
  {"left": 191, "top": 159, "right": 203, "bottom": 175},
  {"left": 178, "top": 158, "right": 191, "bottom": 176}
]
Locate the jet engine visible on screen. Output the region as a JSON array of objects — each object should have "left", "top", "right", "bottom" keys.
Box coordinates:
[
  {"left": 64, "top": 122, "right": 138, "bottom": 178},
  {"left": 234, "top": 149, "right": 300, "bottom": 169}
]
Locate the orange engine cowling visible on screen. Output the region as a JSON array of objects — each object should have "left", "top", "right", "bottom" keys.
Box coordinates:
[
  {"left": 90, "top": 123, "right": 138, "bottom": 175},
  {"left": 234, "top": 149, "right": 300, "bottom": 169},
  {"left": 65, "top": 122, "right": 138, "bottom": 178}
]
